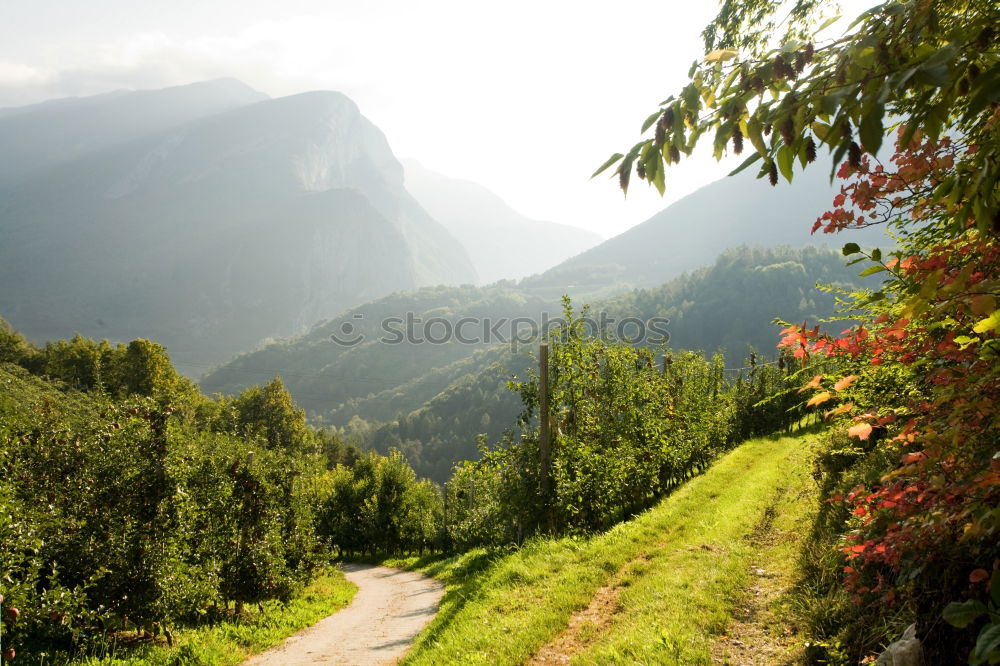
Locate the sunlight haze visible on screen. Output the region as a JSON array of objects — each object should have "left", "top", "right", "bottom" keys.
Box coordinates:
[{"left": 0, "top": 0, "right": 873, "bottom": 237}]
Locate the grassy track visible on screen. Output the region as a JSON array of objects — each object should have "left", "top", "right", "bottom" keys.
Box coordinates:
[{"left": 390, "top": 430, "right": 819, "bottom": 665}]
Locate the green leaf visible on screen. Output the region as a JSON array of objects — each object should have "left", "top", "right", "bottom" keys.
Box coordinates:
[
  {"left": 652, "top": 157, "right": 666, "bottom": 195},
  {"left": 964, "top": 63, "right": 1000, "bottom": 120},
  {"left": 682, "top": 83, "right": 700, "bottom": 111},
  {"left": 842, "top": 243, "right": 861, "bottom": 256},
  {"left": 830, "top": 140, "right": 851, "bottom": 180},
  {"left": 859, "top": 265, "right": 887, "bottom": 277},
  {"left": 973, "top": 310, "right": 1000, "bottom": 335},
  {"left": 747, "top": 116, "right": 767, "bottom": 154},
  {"left": 777, "top": 144, "right": 794, "bottom": 183},
  {"left": 728, "top": 152, "right": 763, "bottom": 177},
  {"left": 943, "top": 599, "right": 987, "bottom": 628},
  {"left": 781, "top": 39, "right": 801, "bottom": 53},
  {"left": 876, "top": 80, "right": 891, "bottom": 104},
  {"left": 846, "top": 9, "right": 873, "bottom": 30},
  {"left": 972, "top": 622, "right": 1000, "bottom": 665},
  {"left": 797, "top": 140, "right": 809, "bottom": 168},
  {"left": 705, "top": 49, "right": 738, "bottom": 62},
  {"left": 922, "top": 42, "right": 959, "bottom": 71},
  {"left": 811, "top": 122, "right": 833, "bottom": 143},
  {"left": 644, "top": 148, "right": 664, "bottom": 194},
  {"left": 821, "top": 88, "right": 851, "bottom": 115},
  {"left": 871, "top": 248, "right": 882, "bottom": 262},
  {"left": 641, "top": 110, "right": 662, "bottom": 133},
  {"left": 817, "top": 14, "right": 841, "bottom": 31},
  {"left": 916, "top": 62, "right": 950, "bottom": 87},
  {"left": 859, "top": 104, "right": 884, "bottom": 154},
  {"left": 920, "top": 269, "right": 942, "bottom": 299},
  {"left": 592, "top": 153, "right": 624, "bottom": 178}
]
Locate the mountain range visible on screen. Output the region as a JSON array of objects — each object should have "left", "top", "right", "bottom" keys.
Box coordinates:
[
  {"left": 0, "top": 78, "right": 890, "bottom": 378},
  {"left": 0, "top": 80, "right": 608, "bottom": 374},
  {"left": 1, "top": 78, "right": 894, "bottom": 480},
  {"left": 402, "top": 160, "right": 602, "bottom": 284},
  {"left": 524, "top": 161, "right": 889, "bottom": 293}
]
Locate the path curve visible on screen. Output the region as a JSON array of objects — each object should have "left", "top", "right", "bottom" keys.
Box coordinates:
[{"left": 244, "top": 564, "right": 444, "bottom": 666}]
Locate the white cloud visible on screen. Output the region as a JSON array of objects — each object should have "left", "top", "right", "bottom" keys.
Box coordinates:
[{"left": 0, "top": 60, "right": 53, "bottom": 86}]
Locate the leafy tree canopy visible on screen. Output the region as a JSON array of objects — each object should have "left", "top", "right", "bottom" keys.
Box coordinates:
[
  {"left": 598, "top": 1, "right": 999, "bottom": 661},
  {"left": 601, "top": 0, "right": 998, "bottom": 238}
]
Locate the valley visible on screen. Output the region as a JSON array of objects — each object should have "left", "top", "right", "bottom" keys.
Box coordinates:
[{"left": 1, "top": 1, "right": 997, "bottom": 663}]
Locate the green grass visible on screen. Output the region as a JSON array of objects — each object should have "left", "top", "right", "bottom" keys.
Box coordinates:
[
  {"left": 388, "top": 429, "right": 821, "bottom": 665},
  {"left": 28, "top": 568, "right": 357, "bottom": 666}
]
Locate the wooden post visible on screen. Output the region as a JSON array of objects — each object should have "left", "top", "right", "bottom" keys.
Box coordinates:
[
  {"left": 539, "top": 343, "right": 551, "bottom": 529},
  {"left": 442, "top": 482, "right": 448, "bottom": 550}
]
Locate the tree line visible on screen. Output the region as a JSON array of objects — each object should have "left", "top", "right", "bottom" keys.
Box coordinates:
[
  {"left": 0, "top": 321, "right": 440, "bottom": 660},
  {"left": 442, "top": 300, "right": 803, "bottom": 549}
]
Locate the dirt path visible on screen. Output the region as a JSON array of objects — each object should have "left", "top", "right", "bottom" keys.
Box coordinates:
[
  {"left": 243, "top": 564, "right": 444, "bottom": 666},
  {"left": 528, "top": 552, "right": 653, "bottom": 665},
  {"left": 709, "top": 500, "right": 808, "bottom": 665}
]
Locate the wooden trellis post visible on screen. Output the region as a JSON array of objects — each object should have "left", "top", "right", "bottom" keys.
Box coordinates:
[{"left": 539, "top": 343, "right": 552, "bottom": 531}]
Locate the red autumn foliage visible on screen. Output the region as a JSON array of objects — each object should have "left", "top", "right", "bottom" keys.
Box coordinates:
[{"left": 780, "top": 129, "right": 1000, "bottom": 607}]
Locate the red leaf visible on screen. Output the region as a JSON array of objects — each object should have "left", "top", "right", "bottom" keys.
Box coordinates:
[
  {"left": 849, "top": 423, "right": 874, "bottom": 440},
  {"left": 807, "top": 391, "right": 833, "bottom": 407},
  {"left": 798, "top": 374, "right": 823, "bottom": 392},
  {"left": 834, "top": 375, "right": 858, "bottom": 391},
  {"left": 824, "top": 402, "right": 855, "bottom": 419},
  {"left": 970, "top": 568, "right": 990, "bottom": 583}
]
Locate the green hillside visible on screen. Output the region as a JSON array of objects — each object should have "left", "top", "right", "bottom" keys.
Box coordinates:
[
  {"left": 202, "top": 245, "right": 867, "bottom": 483},
  {"left": 0, "top": 323, "right": 443, "bottom": 664},
  {"left": 600, "top": 245, "right": 864, "bottom": 354},
  {"left": 199, "top": 284, "right": 556, "bottom": 418},
  {"left": 389, "top": 429, "right": 820, "bottom": 665},
  {"left": 202, "top": 245, "right": 864, "bottom": 420},
  {"left": 365, "top": 246, "right": 866, "bottom": 482},
  {"left": 365, "top": 347, "right": 533, "bottom": 482}
]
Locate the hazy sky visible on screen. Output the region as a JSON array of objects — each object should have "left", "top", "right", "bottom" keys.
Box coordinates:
[{"left": 0, "top": 0, "right": 872, "bottom": 237}]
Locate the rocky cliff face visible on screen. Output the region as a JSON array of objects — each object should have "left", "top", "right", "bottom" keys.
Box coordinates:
[{"left": 0, "top": 82, "right": 476, "bottom": 374}]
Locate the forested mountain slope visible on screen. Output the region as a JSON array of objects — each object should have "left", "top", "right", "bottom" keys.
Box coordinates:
[
  {"left": 525, "top": 164, "right": 889, "bottom": 292},
  {"left": 199, "top": 285, "right": 553, "bottom": 418},
  {"left": 601, "top": 245, "right": 863, "bottom": 354},
  {"left": 204, "top": 245, "right": 869, "bottom": 482},
  {"left": 0, "top": 85, "right": 476, "bottom": 374}
]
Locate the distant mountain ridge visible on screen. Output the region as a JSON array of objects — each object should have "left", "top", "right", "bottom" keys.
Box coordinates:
[
  {"left": 0, "top": 81, "right": 476, "bottom": 374},
  {"left": 402, "top": 160, "right": 602, "bottom": 284},
  {"left": 525, "top": 163, "right": 891, "bottom": 293},
  {"left": 0, "top": 78, "right": 270, "bottom": 184},
  {"left": 200, "top": 244, "right": 870, "bottom": 482}
]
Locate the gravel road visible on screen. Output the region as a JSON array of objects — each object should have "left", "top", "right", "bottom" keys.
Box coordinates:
[{"left": 243, "top": 563, "right": 444, "bottom": 666}]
